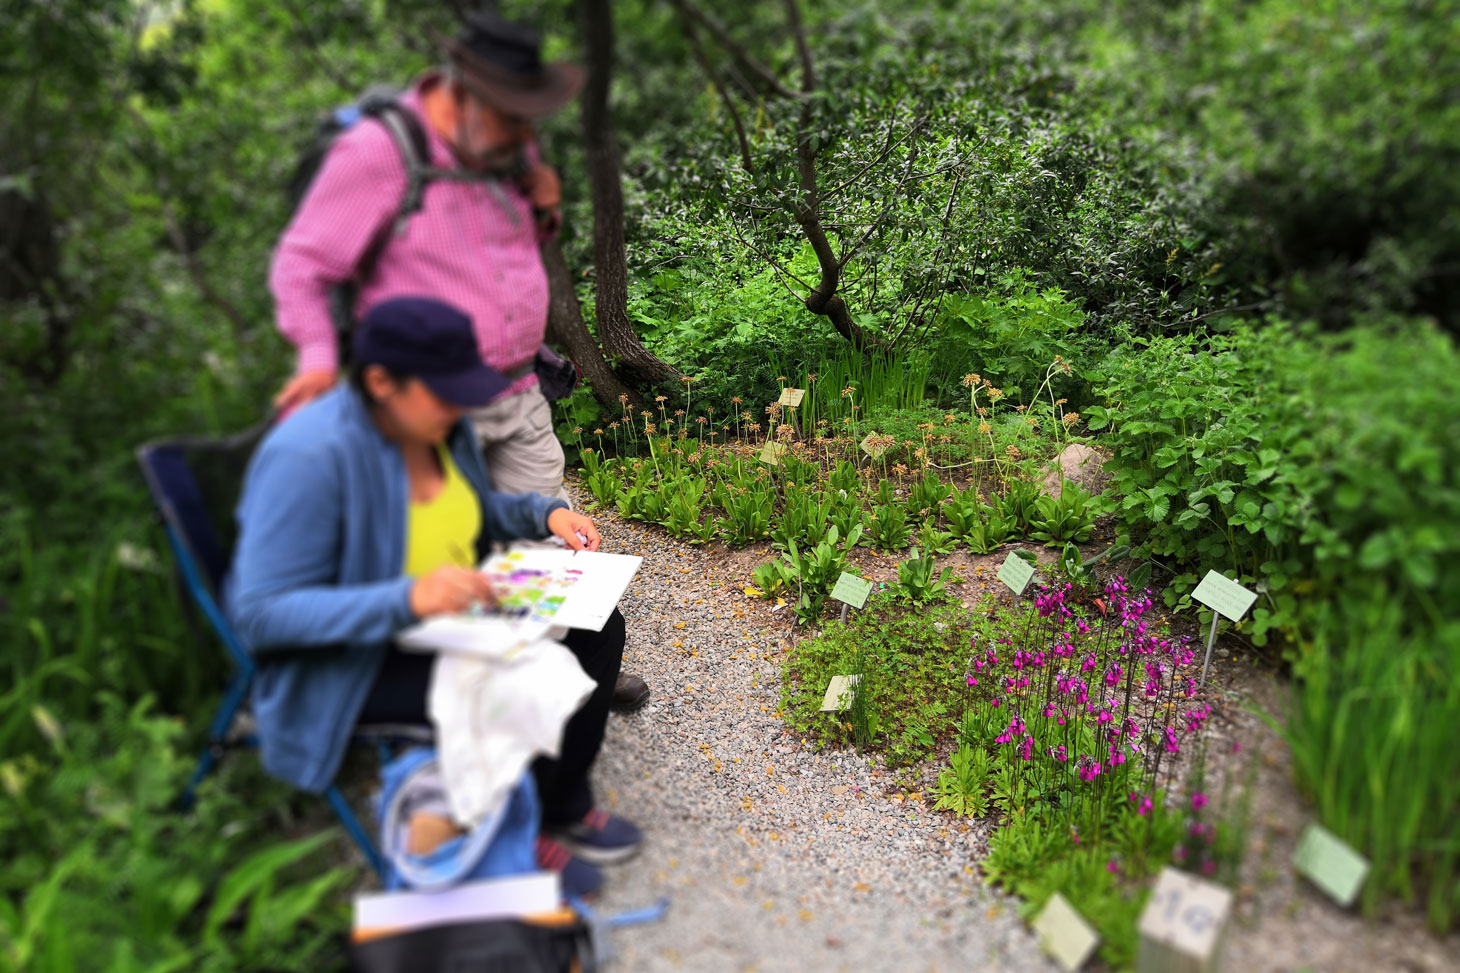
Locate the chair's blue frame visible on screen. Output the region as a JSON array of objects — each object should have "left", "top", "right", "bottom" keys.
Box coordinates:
[{"left": 137, "top": 429, "right": 413, "bottom": 883}]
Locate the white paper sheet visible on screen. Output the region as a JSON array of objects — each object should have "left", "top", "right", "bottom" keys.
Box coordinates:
[{"left": 354, "top": 871, "right": 560, "bottom": 934}]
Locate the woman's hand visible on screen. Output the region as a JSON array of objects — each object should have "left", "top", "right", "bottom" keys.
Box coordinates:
[
  {"left": 547, "top": 507, "right": 600, "bottom": 552},
  {"left": 410, "top": 566, "right": 495, "bottom": 618}
]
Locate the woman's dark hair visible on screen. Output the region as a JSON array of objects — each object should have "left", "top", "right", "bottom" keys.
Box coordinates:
[{"left": 350, "top": 360, "right": 403, "bottom": 406}]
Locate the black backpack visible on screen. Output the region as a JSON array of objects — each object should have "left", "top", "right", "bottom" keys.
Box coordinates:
[{"left": 286, "top": 86, "right": 579, "bottom": 399}]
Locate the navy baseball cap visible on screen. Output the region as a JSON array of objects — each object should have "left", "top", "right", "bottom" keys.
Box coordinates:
[{"left": 354, "top": 297, "right": 510, "bottom": 408}]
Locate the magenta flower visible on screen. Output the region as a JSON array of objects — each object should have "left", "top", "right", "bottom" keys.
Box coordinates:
[
  {"left": 1106, "top": 858, "right": 1121, "bottom": 874},
  {"left": 1127, "top": 791, "right": 1152, "bottom": 816},
  {"left": 1191, "top": 792, "right": 1209, "bottom": 812},
  {"left": 966, "top": 674, "right": 978, "bottom": 687}
]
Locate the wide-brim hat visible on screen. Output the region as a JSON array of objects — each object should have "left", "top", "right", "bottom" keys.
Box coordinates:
[{"left": 434, "top": 10, "right": 583, "bottom": 119}]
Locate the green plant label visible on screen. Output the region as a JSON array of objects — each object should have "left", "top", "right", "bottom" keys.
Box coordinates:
[
  {"left": 860, "top": 432, "right": 889, "bottom": 459},
  {"left": 778, "top": 387, "right": 805, "bottom": 408},
  {"left": 830, "top": 572, "right": 873, "bottom": 609},
  {"left": 758, "top": 441, "right": 787, "bottom": 466},
  {"left": 997, "top": 551, "right": 1037, "bottom": 595},
  {"left": 819, "top": 674, "right": 862, "bottom": 712},
  {"left": 1190, "top": 570, "right": 1258, "bottom": 622},
  {"left": 1031, "top": 892, "right": 1099, "bottom": 972},
  {"left": 1137, "top": 867, "right": 1232, "bottom": 969},
  {"left": 1293, "top": 823, "right": 1370, "bottom": 908}
]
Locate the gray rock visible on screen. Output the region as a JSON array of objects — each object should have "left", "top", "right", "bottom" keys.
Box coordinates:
[{"left": 1041, "top": 442, "right": 1109, "bottom": 497}]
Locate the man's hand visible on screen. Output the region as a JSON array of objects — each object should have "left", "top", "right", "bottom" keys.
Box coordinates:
[
  {"left": 547, "top": 507, "right": 600, "bottom": 552},
  {"left": 521, "top": 162, "right": 561, "bottom": 213},
  {"left": 410, "top": 566, "right": 496, "bottom": 618},
  {"left": 273, "top": 368, "right": 338, "bottom": 413}
]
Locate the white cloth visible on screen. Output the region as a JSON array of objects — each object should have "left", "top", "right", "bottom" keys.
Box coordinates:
[{"left": 428, "top": 637, "right": 595, "bottom": 827}]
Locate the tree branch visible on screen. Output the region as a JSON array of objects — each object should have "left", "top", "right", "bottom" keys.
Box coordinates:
[
  {"left": 783, "top": 0, "right": 816, "bottom": 94},
  {"left": 821, "top": 111, "right": 918, "bottom": 201},
  {"left": 837, "top": 118, "right": 925, "bottom": 270},
  {"left": 163, "top": 203, "right": 253, "bottom": 338},
  {"left": 679, "top": 16, "right": 754, "bottom": 174},
  {"left": 896, "top": 167, "right": 968, "bottom": 345},
  {"left": 735, "top": 215, "right": 814, "bottom": 293},
  {"left": 670, "top": 0, "right": 801, "bottom": 100}
]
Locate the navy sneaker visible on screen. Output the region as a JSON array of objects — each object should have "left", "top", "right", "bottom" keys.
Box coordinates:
[
  {"left": 550, "top": 808, "right": 643, "bottom": 865},
  {"left": 535, "top": 835, "right": 602, "bottom": 899}
]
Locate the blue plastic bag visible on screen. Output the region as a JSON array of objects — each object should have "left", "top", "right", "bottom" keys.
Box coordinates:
[{"left": 375, "top": 747, "right": 539, "bottom": 892}]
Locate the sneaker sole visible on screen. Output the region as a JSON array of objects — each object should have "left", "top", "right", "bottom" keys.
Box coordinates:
[
  {"left": 556, "top": 838, "right": 642, "bottom": 866},
  {"left": 610, "top": 687, "right": 652, "bottom": 713}
]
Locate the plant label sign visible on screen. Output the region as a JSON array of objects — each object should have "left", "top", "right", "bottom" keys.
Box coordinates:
[
  {"left": 758, "top": 441, "right": 787, "bottom": 466},
  {"left": 1293, "top": 823, "right": 1370, "bottom": 908},
  {"left": 997, "top": 551, "right": 1037, "bottom": 596},
  {"left": 860, "top": 432, "right": 890, "bottom": 460},
  {"left": 1190, "top": 570, "right": 1257, "bottom": 622},
  {"left": 778, "top": 387, "right": 805, "bottom": 408},
  {"left": 1031, "top": 892, "right": 1099, "bottom": 972},
  {"left": 1191, "top": 569, "right": 1257, "bottom": 684},
  {"left": 820, "top": 674, "right": 861, "bottom": 712},
  {"left": 830, "top": 572, "right": 873, "bottom": 610},
  {"left": 1136, "top": 867, "right": 1232, "bottom": 973}
]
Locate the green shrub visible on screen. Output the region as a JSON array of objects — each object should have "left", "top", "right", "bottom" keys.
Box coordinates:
[
  {"left": 0, "top": 693, "right": 350, "bottom": 971},
  {"left": 1087, "top": 319, "right": 1460, "bottom": 647}
]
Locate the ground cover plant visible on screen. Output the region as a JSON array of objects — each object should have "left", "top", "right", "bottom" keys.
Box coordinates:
[
  {"left": 573, "top": 364, "right": 1091, "bottom": 628},
  {"left": 783, "top": 577, "right": 1255, "bottom": 965}
]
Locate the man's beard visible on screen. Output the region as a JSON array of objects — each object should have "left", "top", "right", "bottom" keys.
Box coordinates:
[{"left": 453, "top": 118, "right": 524, "bottom": 176}]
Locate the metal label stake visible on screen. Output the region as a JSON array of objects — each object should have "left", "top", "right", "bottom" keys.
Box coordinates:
[
  {"left": 1200, "top": 610, "right": 1220, "bottom": 686},
  {"left": 1190, "top": 570, "right": 1258, "bottom": 688}
]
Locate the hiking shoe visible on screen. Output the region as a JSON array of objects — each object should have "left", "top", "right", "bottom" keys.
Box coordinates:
[
  {"left": 550, "top": 808, "right": 643, "bottom": 865},
  {"left": 611, "top": 673, "right": 651, "bottom": 713},
  {"left": 535, "top": 835, "right": 602, "bottom": 899}
]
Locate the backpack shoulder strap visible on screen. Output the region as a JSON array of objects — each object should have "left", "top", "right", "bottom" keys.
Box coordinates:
[{"left": 368, "top": 102, "right": 433, "bottom": 238}]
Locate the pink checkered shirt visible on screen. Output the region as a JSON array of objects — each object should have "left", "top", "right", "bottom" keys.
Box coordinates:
[{"left": 269, "top": 73, "right": 550, "bottom": 397}]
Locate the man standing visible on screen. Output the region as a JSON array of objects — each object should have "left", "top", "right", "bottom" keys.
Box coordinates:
[{"left": 268, "top": 9, "right": 650, "bottom": 710}]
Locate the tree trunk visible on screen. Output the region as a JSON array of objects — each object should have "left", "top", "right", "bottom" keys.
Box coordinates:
[
  {"left": 577, "top": 0, "right": 680, "bottom": 386},
  {"left": 541, "top": 238, "right": 644, "bottom": 412}
]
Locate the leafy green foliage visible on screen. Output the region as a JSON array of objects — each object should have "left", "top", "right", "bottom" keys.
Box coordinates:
[
  {"left": 1088, "top": 320, "right": 1460, "bottom": 647},
  {"left": 772, "top": 523, "right": 865, "bottom": 626},
  {"left": 0, "top": 694, "right": 349, "bottom": 971},
  {"left": 936, "top": 272, "right": 1090, "bottom": 403},
  {"left": 781, "top": 602, "right": 970, "bottom": 766},
  {"left": 1029, "top": 479, "right": 1096, "bottom": 545},
  {"left": 893, "top": 548, "right": 957, "bottom": 604},
  {"left": 932, "top": 744, "right": 991, "bottom": 818},
  {"left": 1054, "top": 541, "right": 1134, "bottom": 597},
  {"left": 1277, "top": 591, "right": 1460, "bottom": 931}
]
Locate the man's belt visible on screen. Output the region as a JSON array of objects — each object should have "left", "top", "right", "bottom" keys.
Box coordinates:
[{"left": 501, "top": 361, "right": 535, "bottom": 382}]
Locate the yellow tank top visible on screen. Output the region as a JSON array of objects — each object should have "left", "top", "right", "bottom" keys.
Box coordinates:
[{"left": 404, "top": 446, "right": 482, "bottom": 577}]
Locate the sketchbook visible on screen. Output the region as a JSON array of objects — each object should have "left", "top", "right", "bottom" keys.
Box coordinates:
[{"left": 397, "top": 546, "right": 642, "bottom": 658}]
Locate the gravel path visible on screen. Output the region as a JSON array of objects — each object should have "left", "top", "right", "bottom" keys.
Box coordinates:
[{"left": 576, "top": 487, "right": 1055, "bottom": 972}]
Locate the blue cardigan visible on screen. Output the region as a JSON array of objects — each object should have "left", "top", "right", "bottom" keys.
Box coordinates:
[{"left": 225, "top": 387, "right": 566, "bottom": 792}]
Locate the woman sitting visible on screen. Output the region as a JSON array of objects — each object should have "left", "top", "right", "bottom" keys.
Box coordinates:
[{"left": 226, "top": 296, "right": 639, "bottom": 897}]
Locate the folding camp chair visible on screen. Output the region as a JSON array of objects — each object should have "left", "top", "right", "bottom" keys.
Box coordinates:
[{"left": 136, "top": 422, "right": 428, "bottom": 883}]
